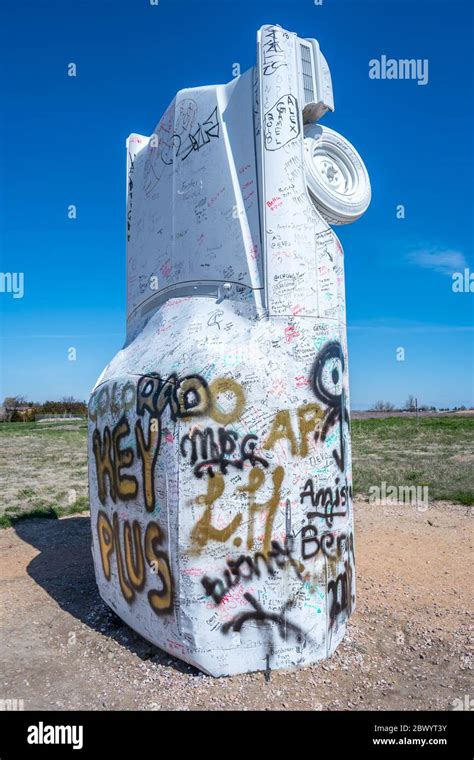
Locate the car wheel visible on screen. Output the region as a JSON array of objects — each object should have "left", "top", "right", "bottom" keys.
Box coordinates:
[{"left": 303, "top": 124, "right": 371, "bottom": 225}]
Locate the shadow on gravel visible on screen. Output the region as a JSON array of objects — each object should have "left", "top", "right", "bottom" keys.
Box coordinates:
[{"left": 14, "top": 516, "right": 202, "bottom": 676}]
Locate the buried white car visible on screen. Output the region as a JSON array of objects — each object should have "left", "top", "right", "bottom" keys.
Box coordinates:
[{"left": 88, "top": 23, "right": 371, "bottom": 676}]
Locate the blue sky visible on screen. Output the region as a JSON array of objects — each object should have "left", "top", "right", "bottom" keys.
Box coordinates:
[{"left": 0, "top": 0, "right": 472, "bottom": 408}]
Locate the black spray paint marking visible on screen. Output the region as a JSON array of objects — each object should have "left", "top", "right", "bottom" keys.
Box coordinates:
[
  {"left": 310, "top": 341, "right": 349, "bottom": 471},
  {"left": 180, "top": 428, "right": 268, "bottom": 478}
]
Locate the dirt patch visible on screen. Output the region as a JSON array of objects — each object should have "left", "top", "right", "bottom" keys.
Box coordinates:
[{"left": 0, "top": 501, "right": 471, "bottom": 711}]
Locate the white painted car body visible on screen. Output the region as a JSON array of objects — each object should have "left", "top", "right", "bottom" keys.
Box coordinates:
[{"left": 88, "top": 24, "right": 370, "bottom": 676}]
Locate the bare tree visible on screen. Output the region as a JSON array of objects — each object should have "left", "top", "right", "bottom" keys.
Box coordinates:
[
  {"left": 372, "top": 400, "right": 395, "bottom": 411},
  {"left": 3, "top": 395, "right": 28, "bottom": 408}
]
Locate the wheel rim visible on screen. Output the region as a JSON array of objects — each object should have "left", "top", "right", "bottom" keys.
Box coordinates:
[{"left": 309, "top": 140, "right": 358, "bottom": 199}]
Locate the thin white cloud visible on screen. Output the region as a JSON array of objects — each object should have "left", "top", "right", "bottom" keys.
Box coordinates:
[{"left": 407, "top": 247, "right": 467, "bottom": 275}]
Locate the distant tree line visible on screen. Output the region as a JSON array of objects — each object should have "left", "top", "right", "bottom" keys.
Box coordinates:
[
  {"left": 2, "top": 395, "right": 87, "bottom": 417},
  {"left": 370, "top": 396, "right": 470, "bottom": 412}
]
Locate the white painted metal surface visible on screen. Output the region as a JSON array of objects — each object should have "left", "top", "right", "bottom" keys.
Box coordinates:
[{"left": 88, "top": 24, "right": 370, "bottom": 676}]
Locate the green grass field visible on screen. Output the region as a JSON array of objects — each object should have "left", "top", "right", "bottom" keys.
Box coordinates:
[
  {"left": 0, "top": 415, "right": 472, "bottom": 527},
  {"left": 351, "top": 415, "right": 474, "bottom": 505},
  {"left": 0, "top": 420, "right": 89, "bottom": 528}
]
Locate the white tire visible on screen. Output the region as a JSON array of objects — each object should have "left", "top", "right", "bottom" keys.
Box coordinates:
[{"left": 303, "top": 124, "right": 371, "bottom": 225}]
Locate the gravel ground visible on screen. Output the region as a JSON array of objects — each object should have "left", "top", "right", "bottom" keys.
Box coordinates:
[{"left": 0, "top": 500, "right": 472, "bottom": 711}]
